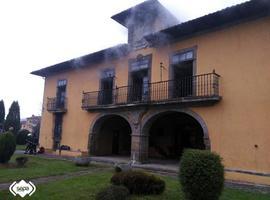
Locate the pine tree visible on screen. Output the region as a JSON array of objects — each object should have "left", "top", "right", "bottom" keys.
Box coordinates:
[
  {"left": 0, "top": 100, "right": 5, "bottom": 132},
  {"left": 4, "top": 101, "right": 21, "bottom": 134}
]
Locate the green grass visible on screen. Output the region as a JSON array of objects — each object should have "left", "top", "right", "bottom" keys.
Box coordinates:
[
  {"left": 0, "top": 170, "right": 269, "bottom": 200},
  {"left": 16, "top": 144, "right": 26, "bottom": 150},
  {"left": 16, "top": 145, "right": 26, "bottom": 151},
  {"left": 0, "top": 154, "right": 90, "bottom": 183}
]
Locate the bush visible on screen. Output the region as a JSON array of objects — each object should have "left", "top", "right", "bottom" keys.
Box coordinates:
[
  {"left": 111, "top": 170, "right": 165, "bottom": 195},
  {"left": 74, "top": 156, "right": 90, "bottom": 167},
  {"left": 95, "top": 185, "right": 129, "bottom": 200},
  {"left": 114, "top": 165, "right": 122, "bottom": 173},
  {"left": 179, "top": 149, "right": 224, "bottom": 200},
  {"left": 0, "top": 132, "right": 16, "bottom": 163},
  {"left": 114, "top": 163, "right": 132, "bottom": 173},
  {"left": 15, "top": 156, "right": 28, "bottom": 167},
  {"left": 16, "top": 129, "right": 29, "bottom": 145}
]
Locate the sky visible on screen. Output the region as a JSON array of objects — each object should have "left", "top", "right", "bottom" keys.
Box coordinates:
[{"left": 0, "top": 0, "right": 248, "bottom": 119}]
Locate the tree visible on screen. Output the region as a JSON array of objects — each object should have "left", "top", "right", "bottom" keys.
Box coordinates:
[
  {"left": 4, "top": 101, "right": 21, "bottom": 134},
  {"left": 0, "top": 100, "right": 5, "bottom": 132},
  {"left": 0, "top": 131, "right": 16, "bottom": 163}
]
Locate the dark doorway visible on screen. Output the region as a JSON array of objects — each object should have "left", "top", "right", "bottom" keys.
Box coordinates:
[
  {"left": 171, "top": 50, "right": 195, "bottom": 98},
  {"left": 99, "top": 77, "right": 113, "bottom": 105},
  {"left": 53, "top": 114, "right": 63, "bottom": 150},
  {"left": 56, "top": 80, "right": 67, "bottom": 109},
  {"left": 93, "top": 115, "right": 131, "bottom": 156},
  {"left": 112, "top": 130, "right": 120, "bottom": 154},
  {"left": 172, "top": 60, "right": 193, "bottom": 98},
  {"left": 129, "top": 55, "right": 151, "bottom": 103},
  {"left": 129, "top": 69, "right": 149, "bottom": 102},
  {"left": 148, "top": 112, "right": 205, "bottom": 160}
]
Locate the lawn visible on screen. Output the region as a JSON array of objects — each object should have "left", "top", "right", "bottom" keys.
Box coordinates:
[
  {"left": 0, "top": 154, "right": 91, "bottom": 183},
  {"left": 16, "top": 145, "right": 26, "bottom": 151},
  {"left": 0, "top": 169, "right": 269, "bottom": 200}
]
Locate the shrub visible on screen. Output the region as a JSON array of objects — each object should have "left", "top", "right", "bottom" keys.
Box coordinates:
[
  {"left": 114, "top": 163, "right": 132, "bottom": 173},
  {"left": 0, "top": 132, "right": 16, "bottom": 163},
  {"left": 74, "top": 156, "right": 90, "bottom": 167},
  {"left": 179, "top": 149, "right": 224, "bottom": 200},
  {"left": 111, "top": 170, "right": 165, "bottom": 195},
  {"left": 16, "top": 129, "right": 29, "bottom": 145},
  {"left": 15, "top": 156, "right": 28, "bottom": 167},
  {"left": 95, "top": 185, "right": 129, "bottom": 200},
  {"left": 114, "top": 165, "right": 122, "bottom": 173}
]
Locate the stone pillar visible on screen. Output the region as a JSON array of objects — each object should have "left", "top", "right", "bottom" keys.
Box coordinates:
[
  {"left": 88, "top": 132, "right": 97, "bottom": 155},
  {"left": 204, "top": 136, "right": 211, "bottom": 150},
  {"left": 131, "top": 133, "right": 149, "bottom": 163},
  {"left": 127, "top": 109, "right": 148, "bottom": 163}
]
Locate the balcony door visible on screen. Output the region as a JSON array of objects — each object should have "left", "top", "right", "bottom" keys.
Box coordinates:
[
  {"left": 129, "top": 55, "right": 151, "bottom": 102},
  {"left": 98, "top": 69, "right": 114, "bottom": 105},
  {"left": 171, "top": 50, "right": 195, "bottom": 98},
  {"left": 53, "top": 114, "right": 63, "bottom": 150},
  {"left": 129, "top": 70, "right": 149, "bottom": 102},
  {"left": 56, "top": 80, "right": 67, "bottom": 109}
]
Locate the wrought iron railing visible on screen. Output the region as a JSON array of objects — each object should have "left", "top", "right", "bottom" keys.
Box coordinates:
[
  {"left": 82, "top": 72, "right": 220, "bottom": 109},
  {"left": 47, "top": 97, "right": 67, "bottom": 112}
]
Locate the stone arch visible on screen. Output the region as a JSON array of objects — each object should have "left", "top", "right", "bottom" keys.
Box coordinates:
[
  {"left": 141, "top": 108, "right": 211, "bottom": 151},
  {"left": 88, "top": 113, "right": 132, "bottom": 156}
]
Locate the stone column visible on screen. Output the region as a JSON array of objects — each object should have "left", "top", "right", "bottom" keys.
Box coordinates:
[
  {"left": 131, "top": 133, "right": 149, "bottom": 163},
  {"left": 204, "top": 136, "right": 211, "bottom": 150},
  {"left": 127, "top": 109, "right": 149, "bottom": 163},
  {"left": 88, "top": 132, "right": 97, "bottom": 155}
]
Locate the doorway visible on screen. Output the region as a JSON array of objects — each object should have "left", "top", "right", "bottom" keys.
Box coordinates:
[
  {"left": 53, "top": 114, "right": 63, "bottom": 150},
  {"left": 129, "top": 70, "right": 149, "bottom": 102},
  {"left": 112, "top": 130, "right": 120, "bottom": 154},
  {"left": 171, "top": 50, "right": 195, "bottom": 98},
  {"left": 129, "top": 55, "right": 151, "bottom": 102},
  {"left": 56, "top": 80, "right": 67, "bottom": 109},
  {"left": 148, "top": 112, "right": 205, "bottom": 160},
  {"left": 99, "top": 77, "right": 114, "bottom": 105},
  {"left": 90, "top": 115, "right": 132, "bottom": 156}
]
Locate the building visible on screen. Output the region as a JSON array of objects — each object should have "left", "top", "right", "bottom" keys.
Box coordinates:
[
  {"left": 32, "top": 0, "right": 270, "bottom": 185},
  {"left": 21, "top": 115, "right": 41, "bottom": 133}
]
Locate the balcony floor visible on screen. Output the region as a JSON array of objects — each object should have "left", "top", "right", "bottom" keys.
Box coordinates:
[{"left": 82, "top": 95, "right": 221, "bottom": 112}]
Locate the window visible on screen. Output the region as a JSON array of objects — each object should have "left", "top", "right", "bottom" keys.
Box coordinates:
[
  {"left": 57, "top": 79, "right": 67, "bottom": 87},
  {"left": 172, "top": 50, "right": 194, "bottom": 65}
]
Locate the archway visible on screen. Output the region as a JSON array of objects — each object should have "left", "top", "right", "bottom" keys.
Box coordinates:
[
  {"left": 144, "top": 111, "right": 207, "bottom": 160},
  {"left": 89, "top": 115, "right": 132, "bottom": 156}
]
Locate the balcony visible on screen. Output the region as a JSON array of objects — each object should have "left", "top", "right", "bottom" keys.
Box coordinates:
[
  {"left": 82, "top": 72, "right": 221, "bottom": 111},
  {"left": 47, "top": 97, "right": 67, "bottom": 113}
]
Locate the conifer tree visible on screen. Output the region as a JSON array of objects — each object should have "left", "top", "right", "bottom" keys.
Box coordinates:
[
  {"left": 0, "top": 100, "right": 5, "bottom": 132},
  {"left": 4, "top": 101, "right": 21, "bottom": 134}
]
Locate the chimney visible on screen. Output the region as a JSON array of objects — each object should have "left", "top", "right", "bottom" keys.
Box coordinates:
[{"left": 111, "top": 0, "right": 178, "bottom": 50}]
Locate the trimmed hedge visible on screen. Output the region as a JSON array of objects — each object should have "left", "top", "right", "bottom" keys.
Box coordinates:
[
  {"left": 95, "top": 185, "right": 129, "bottom": 200},
  {"left": 179, "top": 149, "right": 224, "bottom": 200},
  {"left": 0, "top": 132, "right": 16, "bottom": 163},
  {"left": 111, "top": 170, "right": 165, "bottom": 195}
]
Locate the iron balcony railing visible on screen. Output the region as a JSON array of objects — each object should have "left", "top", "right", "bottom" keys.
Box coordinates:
[
  {"left": 47, "top": 97, "right": 67, "bottom": 112},
  {"left": 82, "top": 72, "right": 220, "bottom": 109}
]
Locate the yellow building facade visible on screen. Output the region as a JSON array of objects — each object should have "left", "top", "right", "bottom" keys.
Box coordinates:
[{"left": 32, "top": 0, "right": 270, "bottom": 185}]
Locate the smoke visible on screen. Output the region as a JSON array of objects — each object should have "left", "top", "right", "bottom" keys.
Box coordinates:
[
  {"left": 120, "top": 0, "right": 179, "bottom": 49},
  {"left": 72, "top": 57, "right": 85, "bottom": 68},
  {"left": 103, "top": 44, "right": 129, "bottom": 63}
]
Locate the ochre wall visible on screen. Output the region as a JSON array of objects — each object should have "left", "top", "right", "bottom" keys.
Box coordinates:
[{"left": 39, "top": 16, "right": 270, "bottom": 183}]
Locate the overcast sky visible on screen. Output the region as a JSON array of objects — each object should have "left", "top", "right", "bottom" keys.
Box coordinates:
[{"left": 0, "top": 0, "right": 248, "bottom": 119}]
